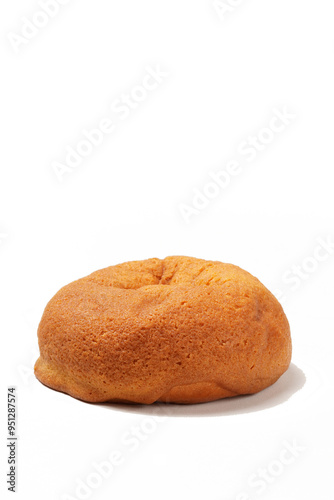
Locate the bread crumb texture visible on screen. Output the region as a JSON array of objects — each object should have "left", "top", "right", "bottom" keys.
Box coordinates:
[{"left": 34, "top": 256, "right": 292, "bottom": 404}]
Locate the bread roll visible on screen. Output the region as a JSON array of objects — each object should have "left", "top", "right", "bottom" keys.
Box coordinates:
[{"left": 34, "top": 256, "right": 291, "bottom": 404}]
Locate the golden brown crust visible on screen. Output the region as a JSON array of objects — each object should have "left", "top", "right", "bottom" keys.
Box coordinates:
[{"left": 34, "top": 256, "right": 292, "bottom": 404}]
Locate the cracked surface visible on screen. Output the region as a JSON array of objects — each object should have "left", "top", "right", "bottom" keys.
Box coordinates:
[{"left": 34, "top": 256, "right": 292, "bottom": 404}]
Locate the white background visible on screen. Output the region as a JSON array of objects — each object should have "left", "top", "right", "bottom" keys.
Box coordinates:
[{"left": 1, "top": 1, "right": 334, "bottom": 499}]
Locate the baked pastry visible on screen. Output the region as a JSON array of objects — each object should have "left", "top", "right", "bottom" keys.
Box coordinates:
[{"left": 34, "top": 256, "right": 291, "bottom": 404}]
